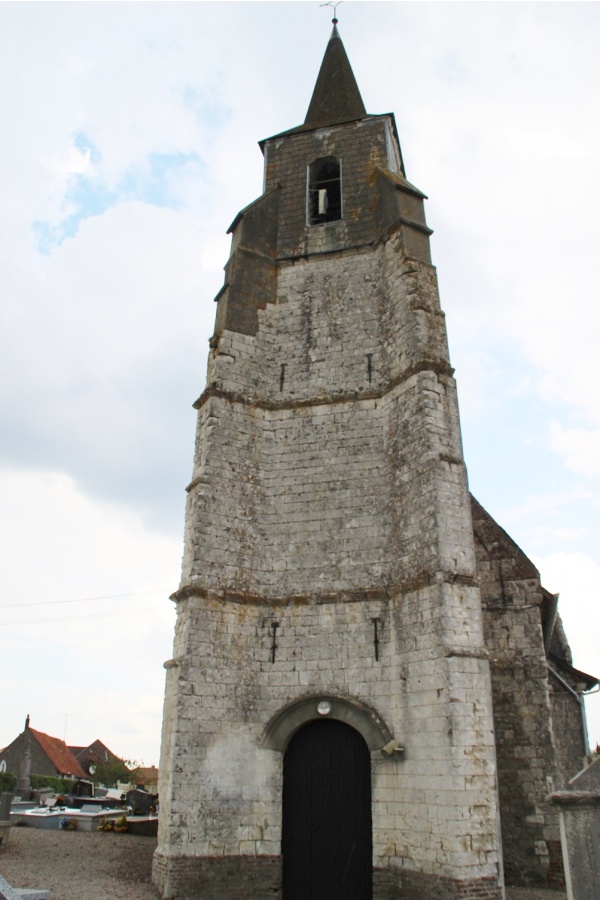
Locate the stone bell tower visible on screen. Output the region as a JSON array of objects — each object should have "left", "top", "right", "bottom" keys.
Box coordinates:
[{"left": 154, "top": 25, "right": 505, "bottom": 900}]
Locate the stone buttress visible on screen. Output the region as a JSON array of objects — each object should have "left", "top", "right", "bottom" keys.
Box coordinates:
[{"left": 154, "top": 26, "right": 505, "bottom": 900}]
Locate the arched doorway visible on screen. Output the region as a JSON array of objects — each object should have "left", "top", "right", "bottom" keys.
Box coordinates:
[{"left": 282, "top": 718, "right": 372, "bottom": 900}]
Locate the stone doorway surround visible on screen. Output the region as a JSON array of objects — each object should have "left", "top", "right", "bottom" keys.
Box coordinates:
[{"left": 261, "top": 693, "right": 394, "bottom": 754}]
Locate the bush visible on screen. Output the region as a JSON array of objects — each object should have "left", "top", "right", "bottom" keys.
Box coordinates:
[
  {"left": 0, "top": 772, "right": 16, "bottom": 792},
  {"left": 29, "top": 775, "right": 76, "bottom": 794}
]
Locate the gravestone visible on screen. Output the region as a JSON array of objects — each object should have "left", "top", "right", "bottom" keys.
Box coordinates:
[
  {"left": 0, "top": 795, "right": 12, "bottom": 821},
  {"left": 0, "top": 792, "right": 13, "bottom": 848},
  {"left": 0, "top": 874, "right": 50, "bottom": 900},
  {"left": 550, "top": 756, "right": 600, "bottom": 900}
]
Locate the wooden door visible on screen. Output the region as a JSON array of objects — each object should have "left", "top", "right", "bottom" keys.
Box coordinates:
[{"left": 282, "top": 718, "right": 372, "bottom": 900}]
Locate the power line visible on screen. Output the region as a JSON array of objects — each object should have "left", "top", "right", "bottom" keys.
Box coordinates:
[
  {"left": 2, "top": 605, "right": 172, "bottom": 626},
  {"left": 0, "top": 589, "right": 171, "bottom": 610}
]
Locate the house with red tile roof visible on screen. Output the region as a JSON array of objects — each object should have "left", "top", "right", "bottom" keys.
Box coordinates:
[
  {"left": 0, "top": 716, "right": 88, "bottom": 780},
  {"left": 68, "top": 738, "right": 121, "bottom": 777},
  {"left": 135, "top": 765, "right": 159, "bottom": 792}
]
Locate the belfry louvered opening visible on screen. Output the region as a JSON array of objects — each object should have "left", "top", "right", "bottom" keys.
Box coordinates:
[{"left": 307, "top": 156, "right": 342, "bottom": 225}]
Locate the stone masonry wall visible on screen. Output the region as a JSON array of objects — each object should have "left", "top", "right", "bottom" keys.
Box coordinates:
[
  {"left": 209, "top": 249, "right": 384, "bottom": 405},
  {"left": 157, "top": 97, "right": 503, "bottom": 897},
  {"left": 158, "top": 583, "right": 500, "bottom": 887},
  {"left": 264, "top": 117, "right": 392, "bottom": 258},
  {"left": 188, "top": 241, "right": 472, "bottom": 597},
  {"left": 473, "top": 517, "right": 560, "bottom": 887},
  {"left": 550, "top": 686, "right": 587, "bottom": 785}
]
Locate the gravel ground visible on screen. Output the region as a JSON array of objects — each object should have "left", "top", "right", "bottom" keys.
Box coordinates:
[
  {"left": 0, "top": 826, "right": 567, "bottom": 899},
  {"left": 0, "top": 827, "right": 159, "bottom": 900}
]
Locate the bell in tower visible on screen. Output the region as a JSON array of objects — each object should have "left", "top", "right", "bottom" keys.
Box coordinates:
[{"left": 154, "top": 23, "right": 505, "bottom": 900}]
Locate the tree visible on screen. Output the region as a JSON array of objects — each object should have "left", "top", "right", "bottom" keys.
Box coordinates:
[{"left": 90, "top": 757, "right": 140, "bottom": 789}]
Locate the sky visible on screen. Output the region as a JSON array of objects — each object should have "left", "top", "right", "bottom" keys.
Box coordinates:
[{"left": 1, "top": 1, "right": 599, "bottom": 768}]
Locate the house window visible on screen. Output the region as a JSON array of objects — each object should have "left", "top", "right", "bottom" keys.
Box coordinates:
[{"left": 308, "top": 157, "right": 342, "bottom": 225}]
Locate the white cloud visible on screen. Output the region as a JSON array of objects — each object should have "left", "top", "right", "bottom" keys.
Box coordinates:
[
  {"left": 1, "top": 0, "right": 599, "bottom": 770},
  {"left": 498, "top": 486, "right": 595, "bottom": 523},
  {"left": 535, "top": 526, "right": 588, "bottom": 544},
  {"left": 534, "top": 551, "right": 600, "bottom": 748},
  {"left": 0, "top": 467, "right": 179, "bottom": 764},
  {"left": 1, "top": 200, "right": 213, "bottom": 526},
  {"left": 550, "top": 424, "right": 600, "bottom": 479},
  {"left": 64, "top": 145, "right": 94, "bottom": 179}
]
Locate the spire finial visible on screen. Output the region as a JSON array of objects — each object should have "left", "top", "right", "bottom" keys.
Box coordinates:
[{"left": 320, "top": 1, "right": 342, "bottom": 25}]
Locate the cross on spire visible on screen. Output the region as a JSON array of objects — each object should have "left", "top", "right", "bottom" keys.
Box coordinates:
[{"left": 320, "top": 1, "right": 343, "bottom": 25}]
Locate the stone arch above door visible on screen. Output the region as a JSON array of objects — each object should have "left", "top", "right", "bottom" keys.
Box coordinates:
[{"left": 261, "top": 693, "right": 393, "bottom": 753}]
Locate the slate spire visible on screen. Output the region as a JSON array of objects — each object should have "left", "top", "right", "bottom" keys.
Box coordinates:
[{"left": 304, "top": 25, "right": 367, "bottom": 128}]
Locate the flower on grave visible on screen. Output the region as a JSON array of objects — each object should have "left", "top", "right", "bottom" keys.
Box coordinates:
[{"left": 113, "top": 814, "right": 128, "bottom": 833}]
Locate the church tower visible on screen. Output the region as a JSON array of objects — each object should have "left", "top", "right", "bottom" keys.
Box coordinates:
[{"left": 154, "top": 25, "right": 504, "bottom": 900}]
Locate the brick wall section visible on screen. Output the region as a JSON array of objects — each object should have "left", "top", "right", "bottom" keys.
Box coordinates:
[
  {"left": 375, "top": 869, "right": 503, "bottom": 899},
  {"left": 152, "top": 853, "right": 281, "bottom": 900},
  {"left": 153, "top": 854, "right": 504, "bottom": 900}
]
